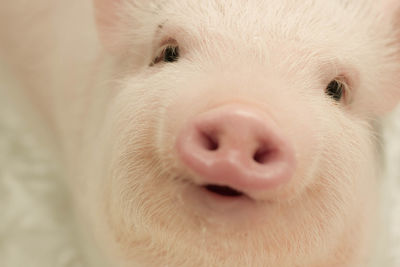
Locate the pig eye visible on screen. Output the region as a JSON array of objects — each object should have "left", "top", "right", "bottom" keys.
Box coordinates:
[
  {"left": 152, "top": 44, "right": 180, "bottom": 65},
  {"left": 326, "top": 79, "right": 345, "bottom": 102}
]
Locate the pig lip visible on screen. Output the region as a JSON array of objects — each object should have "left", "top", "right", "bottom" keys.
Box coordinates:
[
  {"left": 182, "top": 183, "right": 268, "bottom": 222},
  {"left": 203, "top": 184, "right": 245, "bottom": 198},
  {"left": 200, "top": 184, "right": 257, "bottom": 204}
]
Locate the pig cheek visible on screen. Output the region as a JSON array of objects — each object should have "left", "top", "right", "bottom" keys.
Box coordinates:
[
  {"left": 275, "top": 111, "right": 378, "bottom": 264},
  {"left": 95, "top": 87, "right": 193, "bottom": 259},
  {"left": 271, "top": 102, "right": 325, "bottom": 200},
  {"left": 321, "top": 113, "right": 379, "bottom": 259}
]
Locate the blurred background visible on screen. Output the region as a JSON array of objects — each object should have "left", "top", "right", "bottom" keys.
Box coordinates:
[{"left": 0, "top": 60, "right": 84, "bottom": 267}]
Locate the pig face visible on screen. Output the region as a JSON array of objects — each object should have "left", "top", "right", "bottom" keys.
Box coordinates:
[{"left": 83, "top": 0, "right": 400, "bottom": 266}]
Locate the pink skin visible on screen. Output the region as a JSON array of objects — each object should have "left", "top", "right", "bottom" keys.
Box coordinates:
[{"left": 176, "top": 104, "right": 296, "bottom": 198}]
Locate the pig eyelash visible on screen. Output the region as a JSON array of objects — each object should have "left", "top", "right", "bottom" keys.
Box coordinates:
[{"left": 150, "top": 41, "right": 180, "bottom": 66}]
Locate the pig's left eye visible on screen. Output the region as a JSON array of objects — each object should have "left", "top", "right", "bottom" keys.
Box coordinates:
[
  {"left": 152, "top": 43, "right": 180, "bottom": 65},
  {"left": 326, "top": 79, "right": 346, "bottom": 102}
]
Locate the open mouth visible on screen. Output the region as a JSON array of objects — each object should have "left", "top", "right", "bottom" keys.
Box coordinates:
[
  {"left": 182, "top": 183, "right": 260, "bottom": 218},
  {"left": 204, "top": 184, "right": 244, "bottom": 197}
]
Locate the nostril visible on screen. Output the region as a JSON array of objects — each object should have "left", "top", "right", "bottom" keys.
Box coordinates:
[
  {"left": 199, "top": 131, "right": 219, "bottom": 151},
  {"left": 253, "top": 146, "right": 276, "bottom": 165}
]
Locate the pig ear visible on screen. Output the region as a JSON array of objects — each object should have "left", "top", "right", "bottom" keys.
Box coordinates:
[
  {"left": 374, "top": 0, "right": 400, "bottom": 115},
  {"left": 382, "top": 0, "right": 400, "bottom": 33},
  {"left": 387, "top": 1, "right": 400, "bottom": 113},
  {"left": 93, "top": 0, "right": 125, "bottom": 51}
]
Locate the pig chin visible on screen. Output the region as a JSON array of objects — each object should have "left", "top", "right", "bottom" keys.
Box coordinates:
[{"left": 101, "top": 151, "right": 375, "bottom": 267}]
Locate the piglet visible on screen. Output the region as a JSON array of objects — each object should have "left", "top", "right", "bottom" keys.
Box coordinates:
[{"left": 0, "top": 0, "right": 399, "bottom": 266}]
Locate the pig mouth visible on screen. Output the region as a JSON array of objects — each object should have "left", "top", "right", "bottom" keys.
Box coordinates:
[{"left": 203, "top": 184, "right": 245, "bottom": 198}]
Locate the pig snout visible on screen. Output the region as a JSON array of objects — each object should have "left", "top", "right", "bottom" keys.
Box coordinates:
[{"left": 176, "top": 104, "right": 296, "bottom": 198}]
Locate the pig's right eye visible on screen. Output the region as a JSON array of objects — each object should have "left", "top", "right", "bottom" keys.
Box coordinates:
[{"left": 151, "top": 43, "right": 180, "bottom": 65}]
